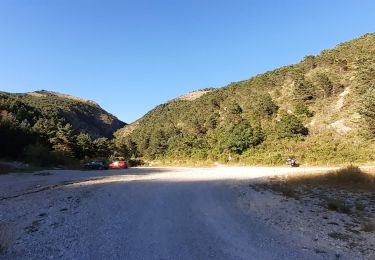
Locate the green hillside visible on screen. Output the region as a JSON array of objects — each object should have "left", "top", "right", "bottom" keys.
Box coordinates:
[
  {"left": 115, "top": 33, "right": 375, "bottom": 165},
  {"left": 0, "top": 90, "right": 125, "bottom": 161}
]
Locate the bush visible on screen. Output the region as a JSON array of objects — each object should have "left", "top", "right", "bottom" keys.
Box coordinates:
[
  {"left": 222, "top": 121, "right": 264, "bottom": 154},
  {"left": 294, "top": 78, "right": 316, "bottom": 102},
  {"left": 314, "top": 73, "right": 333, "bottom": 98},
  {"left": 245, "top": 93, "right": 279, "bottom": 119},
  {"left": 294, "top": 103, "right": 313, "bottom": 117},
  {"left": 128, "top": 159, "right": 145, "bottom": 167},
  {"left": 24, "top": 143, "right": 57, "bottom": 167}
]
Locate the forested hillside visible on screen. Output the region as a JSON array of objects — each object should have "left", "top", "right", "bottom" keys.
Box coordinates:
[
  {"left": 115, "top": 33, "right": 375, "bottom": 165},
  {"left": 0, "top": 90, "right": 125, "bottom": 163}
]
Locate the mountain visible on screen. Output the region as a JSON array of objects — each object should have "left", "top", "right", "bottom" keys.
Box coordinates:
[
  {"left": 115, "top": 33, "right": 375, "bottom": 165},
  {"left": 0, "top": 90, "right": 125, "bottom": 138}
]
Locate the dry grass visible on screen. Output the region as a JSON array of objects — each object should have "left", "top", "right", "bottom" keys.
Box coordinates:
[
  {"left": 0, "top": 223, "right": 16, "bottom": 254},
  {"left": 279, "top": 166, "right": 375, "bottom": 192},
  {"left": 260, "top": 166, "right": 375, "bottom": 216}
]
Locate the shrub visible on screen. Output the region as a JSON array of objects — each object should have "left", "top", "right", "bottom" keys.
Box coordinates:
[
  {"left": 128, "top": 159, "right": 145, "bottom": 167},
  {"left": 274, "top": 114, "right": 309, "bottom": 138},
  {"left": 222, "top": 121, "right": 264, "bottom": 154},
  {"left": 294, "top": 78, "right": 316, "bottom": 102},
  {"left": 245, "top": 93, "right": 279, "bottom": 119},
  {"left": 314, "top": 73, "right": 333, "bottom": 98}
]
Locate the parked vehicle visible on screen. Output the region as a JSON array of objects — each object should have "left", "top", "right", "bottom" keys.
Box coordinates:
[
  {"left": 287, "top": 158, "right": 298, "bottom": 167},
  {"left": 108, "top": 161, "right": 128, "bottom": 169},
  {"left": 84, "top": 160, "right": 108, "bottom": 170}
]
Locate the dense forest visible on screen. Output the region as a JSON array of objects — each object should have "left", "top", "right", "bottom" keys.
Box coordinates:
[
  {"left": 0, "top": 90, "right": 125, "bottom": 166},
  {"left": 115, "top": 33, "right": 375, "bottom": 165}
]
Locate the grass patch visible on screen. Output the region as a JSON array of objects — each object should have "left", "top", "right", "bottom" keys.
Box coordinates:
[
  {"left": 258, "top": 166, "right": 375, "bottom": 218},
  {"left": 0, "top": 223, "right": 15, "bottom": 254},
  {"left": 276, "top": 166, "right": 375, "bottom": 192},
  {"left": 319, "top": 166, "right": 375, "bottom": 187}
]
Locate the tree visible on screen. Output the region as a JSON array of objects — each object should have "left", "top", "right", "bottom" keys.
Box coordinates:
[
  {"left": 294, "top": 78, "right": 316, "bottom": 102},
  {"left": 32, "top": 118, "right": 59, "bottom": 140},
  {"left": 315, "top": 73, "right": 333, "bottom": 98},
  {"left": 245, "top": 93, "right": 278, "bottom": 119},
  {"left": 93, "top": 137, "right": 112, "bottom": 158},
  {"left": 222, "top": 121, "right": 264, "bottom": 154},
  {"left": 74, "top": 132, "right": 94, "bottom": 159},
  {"left": 49, "top": 123, "right": 75, "bottom": 155},
  {"left": 113, "top": 137, "right": 134, "bottom": 159},
  {"left": 223, "top": 100, "right": 243, "bottom": 126},
  {"left": 147, "top": 130, "right": 169, "bottom": 159},
  {"left": 274, "top": 114, "right": 309, "bottom": 138},
  {"left": 0, "top": 111, "right": 36, "bottom": 159}
]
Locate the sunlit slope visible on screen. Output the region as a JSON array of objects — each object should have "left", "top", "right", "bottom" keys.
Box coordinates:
[{"left": 115, "top": 33, "right": 375, "bottom": 164}]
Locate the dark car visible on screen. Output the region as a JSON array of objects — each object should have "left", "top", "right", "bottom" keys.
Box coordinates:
[{"left": 84, "top": 160, "right": 108, "bottom": 170}]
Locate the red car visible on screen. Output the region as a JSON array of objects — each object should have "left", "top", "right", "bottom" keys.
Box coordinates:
[{"left": 108, "top": 161, "right": 128, "bottom": 169}]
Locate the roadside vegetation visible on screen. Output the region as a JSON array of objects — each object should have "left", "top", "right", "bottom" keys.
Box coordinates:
[
  {"left": 259, "top": 166, "right": 375, "bottom": 229},
  {"left": 250, "top": 166, "right": 375, "bottom": 255},
  {"left": 262, "top": 166, "right": 375, "bottom": 195}
]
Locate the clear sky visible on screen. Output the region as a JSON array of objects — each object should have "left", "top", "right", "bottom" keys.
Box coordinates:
[{"left": 0, "top": 0, "right": 374, "bottom": 123}]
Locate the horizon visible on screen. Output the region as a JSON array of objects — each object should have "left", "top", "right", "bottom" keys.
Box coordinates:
[{"left": 1, "top": 1, "right": 374, "bottom": 123}]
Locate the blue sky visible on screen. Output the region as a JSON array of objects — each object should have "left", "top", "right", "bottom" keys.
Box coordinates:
[{"left": 0, "top": 0, "right": 374, "bottom": 123}]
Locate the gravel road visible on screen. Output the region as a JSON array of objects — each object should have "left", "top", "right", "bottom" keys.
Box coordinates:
[{"left": 0, "top": 166, "right": 361, "bottom": 259}]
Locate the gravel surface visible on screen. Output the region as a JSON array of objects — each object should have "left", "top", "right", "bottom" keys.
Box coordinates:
[{"left": 0, "top": 166, "right": 372, "bottom": 259}]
